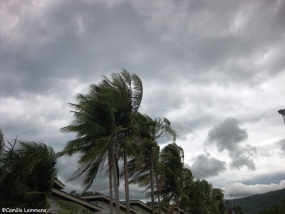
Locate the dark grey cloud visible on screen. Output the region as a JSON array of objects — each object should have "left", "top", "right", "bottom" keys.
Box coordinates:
[
  {"left": 229, "top": 153, "right": 255, "bottom": 171},
  {"left": 206, "top": 117, "right": 248, "bottom": 151},
  {"left": 206, "top": 117, "right": 256, "bottom": 170},
  {"left": 132, "top": 0, "right": 285, "bottom": 85},
  {"left": 0, "top": 0, "right": 185, "bottom": 97},
  {"left": 188, "top": 154, "right": 226, "bottom": 179},
  {"left": 2, "top": 0, "right": 284, "bottom": 100}
]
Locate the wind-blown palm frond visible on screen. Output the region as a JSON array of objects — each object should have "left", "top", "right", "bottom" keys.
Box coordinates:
[
  {"left": 0, "top": 129, "right": 4, "bottom": 162},
  {"left": 0, "top": 140, "right": 57, "bottom": 209}
]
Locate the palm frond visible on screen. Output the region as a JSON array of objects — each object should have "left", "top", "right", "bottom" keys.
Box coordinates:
[
  {"left": 0, "top": 140, "right": 57, "bottom": 209},
  {"left": 131, "top": 73, "right": 143, "bottom": 113}
]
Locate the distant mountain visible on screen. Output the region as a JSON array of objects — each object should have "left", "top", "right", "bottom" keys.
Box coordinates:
[{"left": 224, "top": 188, "right": 285, "bottom": 214}]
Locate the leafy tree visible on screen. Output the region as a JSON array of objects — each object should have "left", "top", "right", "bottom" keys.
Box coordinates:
[{"left": 233, "top": 205, "right": 244, "bottom": 214}]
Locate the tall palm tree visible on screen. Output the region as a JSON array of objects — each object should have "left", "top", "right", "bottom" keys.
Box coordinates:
[
  {"left": 59, "top": 70, "right": 143, "bottom": 214},
  {"left": 103, "top": 70, "right": 143, "bottom": 214}
]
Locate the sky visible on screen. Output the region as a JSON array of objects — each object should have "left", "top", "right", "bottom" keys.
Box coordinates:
[{"left": 1, "top": 0, "right": 285, "bottom": 201}]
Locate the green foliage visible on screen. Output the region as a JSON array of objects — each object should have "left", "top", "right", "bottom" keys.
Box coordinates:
[
  {"left": 159, "top": 143, "right": 193, "bottom": 213},
  {"left": 183, "top": 179, "right": 221, "bottom": 214},
  {"left": 233, "top": 205, "right": 245, "bottom": 214},
  {"left": 58, "top": 70, "right": 143, "bottom": 190},
  {"left": 258, "top": 197, "right": 285, "bottom": 214},
  {"left": 0, "top": 139, "right": 57, "bottom": 209},
  {"left": 0, "top": 135, "right": 99, "bottom": 214},
  {"left": 213, "top": 188, "right": 226, "bottom": 214},
  {"left": 0, "top": 129, "right": 4, "bottom": 160}
]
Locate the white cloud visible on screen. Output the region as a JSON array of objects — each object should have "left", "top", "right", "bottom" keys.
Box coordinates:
[{"left": 223, "top": 180, "right": 285, "bottom": 199}]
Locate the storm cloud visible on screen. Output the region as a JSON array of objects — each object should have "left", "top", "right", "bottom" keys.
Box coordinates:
[
  {"left": 206, "top": 117, "right": 256, "bottom": 170},
  {"left": 189, "top": 154, "right": 226, "bottom": 179}
]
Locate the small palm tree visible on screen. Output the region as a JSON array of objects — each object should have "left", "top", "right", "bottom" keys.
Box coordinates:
[
  {"left": 128, "top": 116, "right": 177, "bottom": 214},
  {"left": 186, "top": 179, "right": 219, "bottom": 214},
  {"left": 0, "top": 139, "right": 57, "bottom": 209},
  {"left": 159, "top": 143, "right": 193, "bottom": 214},
  {"left": 212, "top": 188, "right": 225, "bottom": 214},
  {"left": 0, "top": 135, "right": 95, "bottom": 214}
]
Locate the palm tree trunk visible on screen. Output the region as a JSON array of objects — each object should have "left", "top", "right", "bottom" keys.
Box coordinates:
[
  {"left": 109, "top": 152, "right": 113, "bottom": 214},
  {"left": 124, "top": 149, "right": 131, "bottom": 214},
  {"left": 111, "top": 146, "right": 120, "bottom": 214},
  {"left": 150, "top": 162, "right": 155, "bottom": 214},
  {"left": 176, "top": 196, "right": 180, "bottom": 214},
  {"left": 155, "top": 172, "right": 161, "bottom": 214}
]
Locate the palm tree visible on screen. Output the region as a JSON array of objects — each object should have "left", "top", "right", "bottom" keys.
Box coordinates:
[
  {"left": 0, "top": 139, "right": 57, "bottom": 209},
  {"left": 0, "top": 137, "right": 95, "bottom": 214},
  {"left": 128, "top": 116, "right": 177, "bottom": 213},
  {"left": 104, "top": 70, "right": 143, "bottom": 214},
  {"left": 0, "top": 129, "right": 4, "bottom": 169},
  {"left": 159, "top": 143, "right": 193, "bottom": 214},
  {"left": 58, "top": 70, "right": 143, "bottom": 214},
  {"left": 212, "top": 188, "right": 225, "bottom": 214},
  {"left": 186, "top": 179, "right": 219, "bottom": 214},
  {"left": 0, "top": 129, "right": 3, "bottom": 155}
]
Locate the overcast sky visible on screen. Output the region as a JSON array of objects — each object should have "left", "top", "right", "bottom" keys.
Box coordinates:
[{"left": 1, "top": 0, "right": 285, "bottom": 200}]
